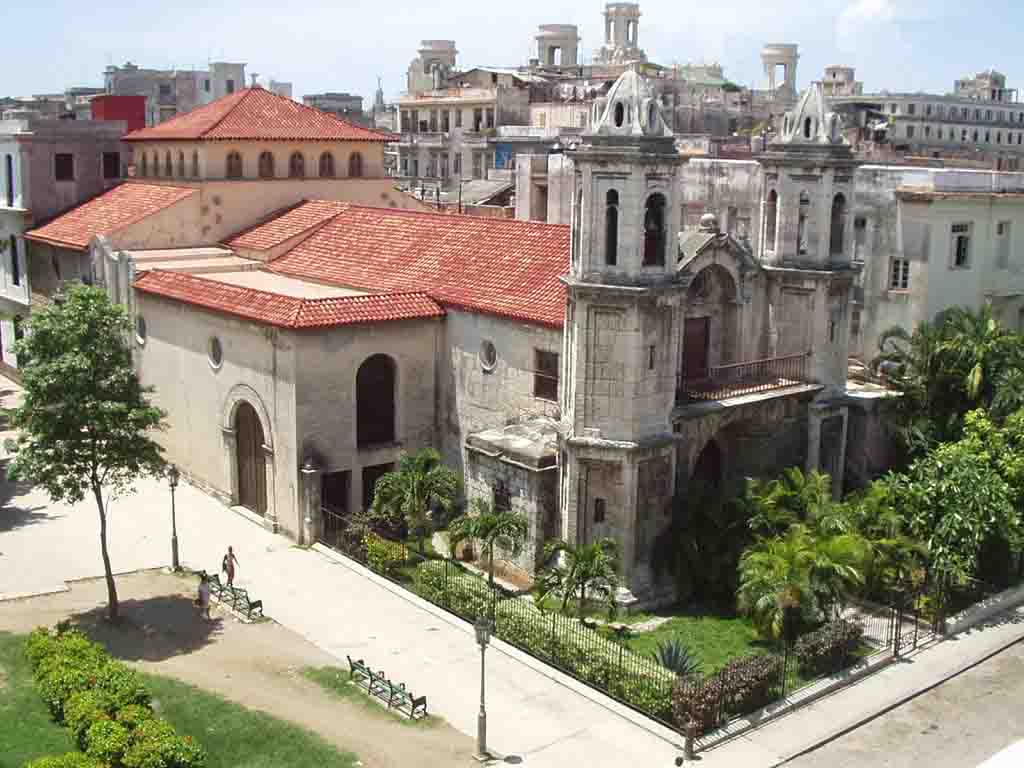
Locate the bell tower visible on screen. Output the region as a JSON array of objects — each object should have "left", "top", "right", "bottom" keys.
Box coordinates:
[
  {"left": 756, "top": 83, "right": 860, "bottom": 489},
  {"left": 559, "top": 69, "right": 682, "bottom": 603}
]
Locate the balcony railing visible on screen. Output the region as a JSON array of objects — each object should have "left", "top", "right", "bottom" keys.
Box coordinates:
[{"left": 676, "top": 352, "right": 810, "bottom": 404}]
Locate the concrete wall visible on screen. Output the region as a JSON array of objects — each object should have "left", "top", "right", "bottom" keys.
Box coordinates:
[
  {"left": 293, "top": 318, "right": 443, "bottom": 516},
  {"left": 440, "top": 309, "right": 562, "bottom": 474},
  {"left": 134, "top": 292, "right": 301, "bottom": 535}
]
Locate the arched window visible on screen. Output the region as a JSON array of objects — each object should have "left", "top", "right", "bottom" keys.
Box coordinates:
[
  {"left": 226, "top": 151, "right": 243, "bottom": 179},
  {"left": 258, "top": 151, "right": 275, "bottom": 179},
  {"left": 798, "top": 191, "right": 811, "bottom": 255},
  {"left": 605, "top": 189, "right": 619, "bottom": 265},
  {"left": 288, "top": 152, "right": 305, "bottom": 178},
  {"left": 140, "top": 153, "right": 148, "bottom": 177},
  {"left": 642, "top": 193, "right": 667, "bottom": 266},
  {"left": 765, "top": 189, "right": 778, "bottom": 251},
  {"left": 176, "top": 151, "right": 185, "bottom": 178},
  {"left": 356, "top": 354, "right": 396, "bottom": 447},
  {"left": 348, "top": 152, "right": 364, "bottom": 178},
  {"left": 318, "top": 152, "right": 336, "bottom": 178},
  {"left": 191, "top": 151, "right": 199, "bottom": 178},
  {"left": 830, "top": 193, "right": 847, "bottom": 257},
  {"left": 164, "top": 151, "right": 172, "bottom": 177}
]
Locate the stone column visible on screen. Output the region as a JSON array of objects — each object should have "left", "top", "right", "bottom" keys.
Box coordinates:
[
  {"left": 300, "top": 458, "right": 323, "bottom": 547},
  {"left": 262, "top": 443, "right": 277, "bottom": 533},
  {"left": 221, "top": 426, "right": 238, "bottom": 506}
]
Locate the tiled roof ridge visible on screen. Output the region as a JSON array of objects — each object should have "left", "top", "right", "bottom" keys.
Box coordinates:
[
  {"left": 299, "top": 199, "right": 571, "bottom": 230},
  {"left": 201, "top": 87, "right": 253, "bottom": 138},
  {"left": 222, "top": 199, "right": 351, "bottom": 250}
]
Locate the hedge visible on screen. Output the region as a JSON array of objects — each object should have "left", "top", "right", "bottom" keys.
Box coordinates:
[
  {"left": 673, "top": 653, "right": 784, "bottom": 735},
  {"left": 410, "top": 561, "right": 676, "bottom": 722},
  {"left": 25, "top": 626, "right": 206, "bottom": 768},
  {"left": 794, "top": 619, "right": 864, "bottom": 676}
]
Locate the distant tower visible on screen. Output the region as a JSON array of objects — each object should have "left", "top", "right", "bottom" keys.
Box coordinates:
[
  {"left": 407, "top": 40, "right": 458, "bottom": 95},
  {"left": 595, "top": 3, "right": 647, "bottom": 64},
  {"left": 761, "top": 44, "right": 799, "bottom": 102},
  {"left": 560, "top": 69, "right": 680, "bottom": 602},
  {"left": 535, "top": 25, "right": 579, "bottom": 67},
  {"left": 373, "top": 76, "right": 385, "bottom": 114}
]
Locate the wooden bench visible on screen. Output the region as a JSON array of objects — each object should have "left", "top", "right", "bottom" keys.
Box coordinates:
[
  {"left": 346, "top": 656, "right": 427, "bottom": 718},
  {"left": 227, "top": 586, "right": 264, "bottom": 619}
]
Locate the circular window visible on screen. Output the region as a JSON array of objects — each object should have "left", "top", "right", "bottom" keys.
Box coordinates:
[
  {"left": 208, "top": 336, "right": 223, "bottom": 369},
  {"left": 135, "top": 315, "right": 147, "bottom": 345},
  {"left": 614, "top": 101, "right": 625, "bottom": 128},
  {"left": 479, "top": 340, "right": 497, "bottom": 372}
]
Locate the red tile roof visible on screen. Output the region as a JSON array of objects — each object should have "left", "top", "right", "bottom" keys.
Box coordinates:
[
  {"left": 123, "top": 87, "right": 394, "bottom": 143},
  {"left": 223, "top": 200, "right": 350, "bottom": 251},
  {"left": 25, "top": 183, "right": 198, "bottom": 251},
  {"left": 134, "top": 270, "right": 444, "bottom": 329},
  {"left": 268, "top": 205, "right": 571, "bottom": 328}
]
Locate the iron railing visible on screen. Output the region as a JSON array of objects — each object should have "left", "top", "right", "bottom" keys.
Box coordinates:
[{"left": 677, "top": 352, "right": 810, "bottom": 404}]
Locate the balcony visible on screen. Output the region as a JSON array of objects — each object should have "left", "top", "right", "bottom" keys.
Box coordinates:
[{"left": 676, "top": 353, "right": 811, "bottom": 405}]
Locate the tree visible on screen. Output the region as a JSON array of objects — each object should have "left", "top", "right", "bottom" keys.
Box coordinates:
[
  {"left": 535, "top": 538, "right": 620, "bottom": 619},
  {"left": 447, "top": 498, "right": 528, "bottom": 588},
  {"left": 371, "top": 448, "right": 459, "bottom": 552},
  {"left": 737, "top": 525, "right": 868, "bottom": 639},
  {"left": 894, "top": 430, "right": 1020, "bottom": 585},
  {"left": 8, "top": 285, "right": 166, "bottom": 622}
]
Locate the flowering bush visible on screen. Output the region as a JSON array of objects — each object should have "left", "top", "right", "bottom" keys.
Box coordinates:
[
  {"left": 85, "top": 719, "right": 131, "bottom": 764},
  {"left": 25, "top": 626, "right": 59, "bottom": 672},
  {"left": 794, "top": 619, "right": 864, "bottom": 676},
  {"left": 64, "top": 689, "right": 115, "bottom": 748},
  {"left": 25, "top": 753, "right": 104, "bottom": 768},
  {"left": 95, "top": 660, "right": 151, "bottom": 710},
  {"left": 122, "top": 717, "right": 206, "bottom": 768},
  {"left": 117, "top": 703, "right": 156, "bottom": 731}
]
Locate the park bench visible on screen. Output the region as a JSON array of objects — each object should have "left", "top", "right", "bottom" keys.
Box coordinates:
[
  {"left": 227, "top": 586, "right": 264, "bottom": 620},
  {"left": 347, "top": 656, "right": 428, "bottom": 718}
]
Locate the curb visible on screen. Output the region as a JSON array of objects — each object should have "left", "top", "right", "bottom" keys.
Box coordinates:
[{"left": 772, "top": 623, "right": 1024, "bottom": 765}]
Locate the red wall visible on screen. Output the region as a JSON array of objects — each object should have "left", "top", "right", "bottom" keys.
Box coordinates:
[{"left": 91, "top": 95, "right": 146, "bottom": 133}]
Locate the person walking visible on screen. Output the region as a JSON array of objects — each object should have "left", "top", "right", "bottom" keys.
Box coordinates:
[
  {"left": 222, "top": 546, "right": 240, "bottom": 587},
  {"left": 197, "top": 574, "right": 211, "bottom": 621}
]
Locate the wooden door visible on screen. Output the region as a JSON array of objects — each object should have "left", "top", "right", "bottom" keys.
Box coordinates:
[
  {"left": 236, "top": 402, "right": 267, "bottom": 516},
  {"left": 684, "top": 317, "right": 710, "bottom": 381}
]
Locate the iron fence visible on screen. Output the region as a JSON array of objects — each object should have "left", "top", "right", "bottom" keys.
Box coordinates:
[{"left": 677, "top": 352, "right": 810, "bottom": 404}]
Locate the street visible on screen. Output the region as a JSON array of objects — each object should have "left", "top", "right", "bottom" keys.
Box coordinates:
[{"left": 786, "top": 641, "right": 1024, "bottom": 768}]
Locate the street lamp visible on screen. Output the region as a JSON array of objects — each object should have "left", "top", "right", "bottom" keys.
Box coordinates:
[
  {"left": 167, "top": 464, "right": 180, "bottom": 571},
  {"left": 474, "top": 615, "right": 493, "bottom": 762}
]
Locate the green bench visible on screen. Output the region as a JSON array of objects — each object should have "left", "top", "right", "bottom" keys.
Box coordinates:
[
  {"left": 199, "top": 571, "right": 263, "bottom": 620},
  {"left": 347, "top": 656, "right": 427, "bottom": 718}
]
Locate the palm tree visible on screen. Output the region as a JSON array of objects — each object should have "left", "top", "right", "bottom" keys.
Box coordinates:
[
  {"left": 535, "top": 538, "right": 620, "bottom": 618},
  {"left": 371, "top": 448, "right": 460, "bottom": 553},
  {"left": 737, "top": 525, "right": 869, "bottom": 639},
  {"left": 938, "top": 305, "right": 1009, "bottom": 404},
  {"left": 448, "top": 498, "right": 529, "bottom": 588}
]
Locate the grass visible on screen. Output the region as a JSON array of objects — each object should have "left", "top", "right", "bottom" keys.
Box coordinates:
[
  {"left": 302, "top": 666, "right": 442, "bottom": 729},
  {"left": 610, "top": 607, "right": 776, "bottom": 674},
  {"left": 0, "top": 632, "right": 359, "bottom": 768},
  {"left": 0, "top": 633, "right": 74, "bottom": 768}
]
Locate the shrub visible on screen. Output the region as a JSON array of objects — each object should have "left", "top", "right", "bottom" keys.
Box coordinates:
[
  {"left": 365, "top": 533, "right": 405, "bottom": 577},
  {"left": 26, "top": 626, "right": 59, "bottom": 672},
  {"left": 117, "top": 703, "right": 156, "bottom": 731},
  {"left": 413, "top": 561, "right": 496, "bottom": 621},
  {"left": 85, "top": 719, "right": 131, "bottom": 764},
  {"left": 122, "top": 717, "right": 206, "bottom": 768},
  {"left": 719, "top": 654, "right": 783, "bottom": 715},
  {"left": 672, "top": 653, "right": 783, "bottom": 735},
  {"left": 95, "top": 660, "right": 151, "bottom": 709},
  {"left": 25, "top": 753, "right": 104, "bottom": 768},
  {"left": 35, "top": 652, "right": 108, "bottom": 721},
  {"left": 794, "top": 619, "right": 864, "bottom": 676},
  {"left": 64, "top": 689, "right": 116, "bottom": 748},
  {"left": 651, "top": 638, "right": 702, "bottom": 678}
]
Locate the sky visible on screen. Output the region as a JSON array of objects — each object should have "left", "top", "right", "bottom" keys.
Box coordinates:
[{"left": 3, "top": 0, "right": 1021, "bottom": 106}]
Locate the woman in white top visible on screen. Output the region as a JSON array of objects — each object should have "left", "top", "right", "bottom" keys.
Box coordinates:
[{"left": 197, "top": 574, "right": 211, "bottom": 621}]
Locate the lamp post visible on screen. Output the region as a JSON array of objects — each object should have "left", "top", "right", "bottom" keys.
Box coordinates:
[
  {"left": 474, "top": 615, "right": 492, "bottom": 762},
  {"left": 167, "top": 464, "right": 180, "bottom": 571}
]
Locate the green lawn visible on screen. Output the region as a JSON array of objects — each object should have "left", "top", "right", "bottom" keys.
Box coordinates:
[
  {"left": 303, "top": 666, "right": 441, "bottom": 729},
  {"left": 0, "top": 632, "right": 359, "bottom": 768},
  {"left": 611, "top": 608, "right": 777, "bottom": 674},
  {"left": 0, "top": 633, "right": 74, "bottom": 768}
]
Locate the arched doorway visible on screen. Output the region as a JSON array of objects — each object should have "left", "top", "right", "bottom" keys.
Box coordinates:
[{"left": 235, "top": 401, "right": 267, "bottom": 516}]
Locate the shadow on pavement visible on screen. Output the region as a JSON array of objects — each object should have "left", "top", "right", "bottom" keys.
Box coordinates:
[
  {"left": 66, "top": 593, "right": 223, "bottom": 663},
  {"left": 0, "top": 458, "right": 50, "bottom": 533}
]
